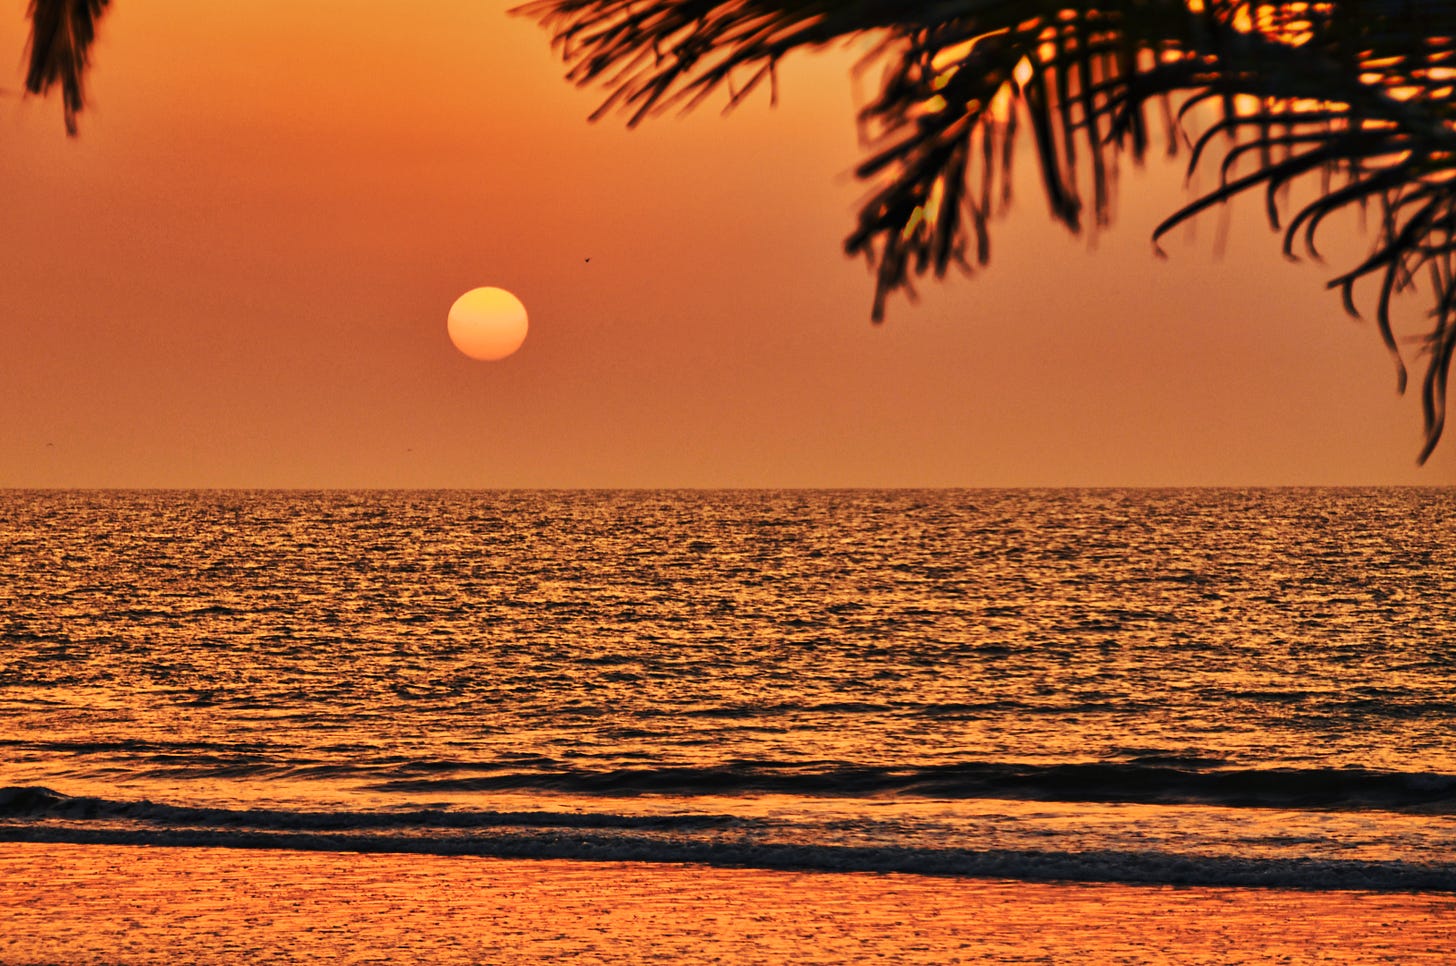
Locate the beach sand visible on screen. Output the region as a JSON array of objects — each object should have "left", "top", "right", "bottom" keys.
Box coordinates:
[{"left": 2, "top": 843, "right": 1453, "bottom": 964}]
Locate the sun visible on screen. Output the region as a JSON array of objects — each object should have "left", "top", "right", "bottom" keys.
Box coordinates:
[{"left": 447, "top": 287, "right": 528, "bottom": 361}]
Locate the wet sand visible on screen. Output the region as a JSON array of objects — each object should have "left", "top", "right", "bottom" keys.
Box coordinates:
[{"left": 2, "top": 843, "right": 1453, "bottom": 964}]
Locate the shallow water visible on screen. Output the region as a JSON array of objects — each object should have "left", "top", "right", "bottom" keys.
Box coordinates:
[
  {"left": 2, "top": 488, "right": 1454, "bottom": 889},
  {"left": 5, "top": 845, "right": 1455, "bottom": 965}
]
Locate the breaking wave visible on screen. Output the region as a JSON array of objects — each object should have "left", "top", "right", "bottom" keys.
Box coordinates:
[{"left": 2, "top": 786, "right": 1453, "bottom": 892}]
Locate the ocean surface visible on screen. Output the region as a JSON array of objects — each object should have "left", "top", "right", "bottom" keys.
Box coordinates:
[{"left": 3, "top": 488, "right": 1455, "bottom": 891}]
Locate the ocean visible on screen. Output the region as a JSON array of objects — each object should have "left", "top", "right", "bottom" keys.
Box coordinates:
[{"left": 3, "top": 488, "right": 1455, "bottom": 892}]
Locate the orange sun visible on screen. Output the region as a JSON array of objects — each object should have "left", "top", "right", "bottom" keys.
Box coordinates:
[{"left": 447, "top": 287, "right": 528, "bottom": 361}]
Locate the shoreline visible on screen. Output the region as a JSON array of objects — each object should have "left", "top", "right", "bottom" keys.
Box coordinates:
[
  {"left": 4, "top": 843, "right": 1454, "bottom": 964},
  {"left": 4, "top": 823, "right": 1454, "bottom": 893}
]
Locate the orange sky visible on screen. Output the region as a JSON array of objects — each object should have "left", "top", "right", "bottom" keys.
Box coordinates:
[{"left": 3, "top": 0, "right": 1453, "bottom": 487}]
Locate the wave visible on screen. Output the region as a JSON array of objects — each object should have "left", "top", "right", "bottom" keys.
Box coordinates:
[
  {"left": 14, "top": 752, "right": 1455, "bottom": 812},
  {"left": 363, "top": 761, "right": 1456, "bottom": 813},
  {"left": 0, "top": 786, "right": 741, "bottom": 831},
  {"left": 1, "top": 787, "right": 1451, "bottom": 892}
]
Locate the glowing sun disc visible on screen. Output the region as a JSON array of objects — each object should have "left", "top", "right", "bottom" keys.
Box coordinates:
[{"left": 448, "top": 287, "right": 528, "bottom": 361}]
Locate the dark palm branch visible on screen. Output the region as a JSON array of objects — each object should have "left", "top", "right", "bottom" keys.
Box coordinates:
[
  {"left": 518, "top": 0, "right": 1456, "bottom": 462},
  {"left": 24, "top": 0, "right": 109, "bottom": 135}
]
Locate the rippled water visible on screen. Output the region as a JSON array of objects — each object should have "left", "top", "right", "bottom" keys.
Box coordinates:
[{"left": 2, "top": 488, "right": 1454, "bottom": 889}]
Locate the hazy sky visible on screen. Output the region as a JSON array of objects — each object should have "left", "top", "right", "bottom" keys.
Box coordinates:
[{"left": 3, "top": 0, "right": 1453, "bottom": 487}]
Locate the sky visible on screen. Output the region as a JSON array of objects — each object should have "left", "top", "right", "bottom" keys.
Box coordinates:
[{"left": 2, "top": 0, "right": 1453, "bottom": 487}]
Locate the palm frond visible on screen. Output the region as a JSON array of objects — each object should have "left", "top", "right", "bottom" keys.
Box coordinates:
[
  {"left": 24, "top": 0, "right": 110, "bottom": 135},
  {"left": 520, "top": 0, "right": 1456, "bottom": 461}
]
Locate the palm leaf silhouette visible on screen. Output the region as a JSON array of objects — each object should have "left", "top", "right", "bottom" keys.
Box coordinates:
[
  {"left": 519, "top": 0, "right": 1456, "bottom": 462},
  {"left": 24, "top": 0, "right": 110, "bottom": 135}
]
